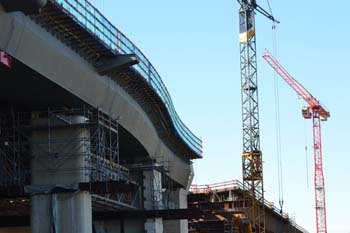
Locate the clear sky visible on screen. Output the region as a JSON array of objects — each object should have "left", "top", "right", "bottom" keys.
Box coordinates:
[{"left": 90, "top": 0, "right": 349, "bottom": 232}]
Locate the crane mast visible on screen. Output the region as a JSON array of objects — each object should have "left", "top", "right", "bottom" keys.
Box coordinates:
[
  {"left": 263, "top": 50, "right": 329, "bottom": 233},
  {"left": 238, "top": 1, "right": 264, "bottom": 232},
  {"left": 238, "top": 1, "right": 278, "bottom": 232}
]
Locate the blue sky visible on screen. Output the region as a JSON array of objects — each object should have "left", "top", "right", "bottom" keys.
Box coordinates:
[{"left": 90, "top": 0, "right": 349, "bottom": 232}]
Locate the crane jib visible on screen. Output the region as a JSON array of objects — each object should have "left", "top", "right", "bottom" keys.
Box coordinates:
[{"left": 262, "top": 49, "right": 329, "bottom": 233}]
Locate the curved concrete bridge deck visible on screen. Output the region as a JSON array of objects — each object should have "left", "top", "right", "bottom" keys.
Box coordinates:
[
  {"left": 0, "top": 0, "right": 202, "bottom": 232},
  {"left": 0, "top": 0, "right": 202, "bottom": 187}
]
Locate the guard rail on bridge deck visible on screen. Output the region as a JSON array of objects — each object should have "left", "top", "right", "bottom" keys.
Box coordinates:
[
  {"left": 50, "top": 0, "right": 202, "bottom": 156},
  {"left": 190, "top": 180, "right": 309, "bottom": 233}
]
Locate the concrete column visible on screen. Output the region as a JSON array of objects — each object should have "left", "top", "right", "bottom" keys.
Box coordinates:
[
  {"left": 93, "top": 218, "right": 144, "bottom": 233},
  {"left": 31, "top": 192, "right": 91, "bottom": 233},
  {"left": 145, "top": 218, "right": 163, "bottom": 233},
  {"left": 93, "top": 220, "right": 121, "bottom": 233},
  {"left": 31, "top": 195, "right": 52, "bottom": 233},
  {"left": 143, "top": 169, "right": 163, "bottom": 233},
  {"left": 143, "top": 169, "right": 162, "bottom": 210},
  {"left": 30, "top": 115, "right": 92, "bottom": 233},
  {"left": 52, "top": 192, "right": 92, "bottom": 233},
  {"left": 163, "top": 188, "right": 189, "bottom": 233}
]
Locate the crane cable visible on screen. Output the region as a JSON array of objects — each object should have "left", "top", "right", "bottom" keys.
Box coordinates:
[
  {"left": 266, "top": 0, "right": 284, "bottom": 214},
  {"left": 303, "top": 118, "right": 310, "bottom": 189},
  {"left": 272, "top": 28, "right": 284, "bottom": 214}
]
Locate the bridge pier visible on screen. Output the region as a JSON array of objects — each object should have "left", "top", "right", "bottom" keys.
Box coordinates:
[
  {"left": 93, "top": 220, "right": 120, "bottom": 233},
  {"left": 31, "top": 192, "right": 92, "bottom": 233},
  {"left": 31, "top": 195, "right": 51, "bottom": 232},
  {"left": 30, "top": 113, "right": 92, "bottom": 233},
  {"left": 143, "top": 169, "right": 163, "bottom": 233},
  {"left": 93, "top": 218, "right": 144, "bottom": 233},
  {"left": 163, "top": 188, "right": 189, "bottom": 233}
]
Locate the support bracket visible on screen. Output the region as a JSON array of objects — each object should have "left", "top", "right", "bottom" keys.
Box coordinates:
[{"left": 95, "top": 54, "right": 139, "bottom": 76}]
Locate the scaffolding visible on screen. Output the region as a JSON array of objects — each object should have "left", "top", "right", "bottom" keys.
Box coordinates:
[
  {"left": 129, "top": 159, "right": 176, "bottom": 211},
  {"left": 0, "top": 107, "right": 140, "bottom": 209},
  {"left": 0, "top": 111, "right": 30, "bottom": 192}
]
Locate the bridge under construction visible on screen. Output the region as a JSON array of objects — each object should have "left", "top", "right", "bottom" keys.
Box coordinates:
[{"left": 0, "top": 0, "right": 308, "bottom": 232}]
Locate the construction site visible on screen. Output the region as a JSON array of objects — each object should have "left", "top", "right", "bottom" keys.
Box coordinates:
[{"left": 0, "top": 0, "right": 333, "bottom": 232}]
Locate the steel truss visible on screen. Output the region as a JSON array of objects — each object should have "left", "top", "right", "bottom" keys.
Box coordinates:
[
  {"left": 263, "top": 50, "right": 328, "bottom": 233},
  {"left": 312, "top": 111, "right": 327, "bottom": 233},
  {"left": 239, "top": 5, "right": 265, "bottom": 233}
]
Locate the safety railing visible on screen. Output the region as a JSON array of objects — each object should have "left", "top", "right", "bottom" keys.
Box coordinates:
[
  {"left": 190, "top": 180, "right": 309, "bottom": 233},
  {"left": 51, "top": 0, "right": 202, "bottom": 156},
  {"left": 190, "top": 180, "right": 243, "bottom": 193}
]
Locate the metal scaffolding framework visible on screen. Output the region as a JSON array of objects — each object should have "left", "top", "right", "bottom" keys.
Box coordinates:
[
  {"left": 0, "top": 107, "right": 140, "bottom": 210},
  {"left": 129, "top": 159, "right": 177, "bottom": 211}
]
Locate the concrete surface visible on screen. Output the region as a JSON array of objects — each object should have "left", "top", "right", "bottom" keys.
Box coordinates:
[{"left": 0, "top": 6, "right": 192, "bottom": 188}]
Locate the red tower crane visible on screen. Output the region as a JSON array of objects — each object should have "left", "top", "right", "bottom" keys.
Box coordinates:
[{"left": 262, "top": 49, "right": 329, "bottom": 233}]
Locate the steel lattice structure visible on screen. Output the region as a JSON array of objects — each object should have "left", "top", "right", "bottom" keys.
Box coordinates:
[
  {"left": 312, "top": 111, "right": 327, "bottom": 233},
  {"left": 239, "top": 3, "right": 265, "bottom": 233},
  {"left": 263, "top": 50, "right": 329, "bottom": 233}
]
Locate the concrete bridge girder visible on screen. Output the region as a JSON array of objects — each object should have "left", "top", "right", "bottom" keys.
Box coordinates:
[{"left": 0, "top": 7, "right": 193, "bottom": 188}]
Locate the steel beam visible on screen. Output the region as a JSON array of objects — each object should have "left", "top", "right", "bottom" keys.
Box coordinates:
[
  {"left": 93, "top": 208, "right": 203, "bottom": 220},
  {"left": 0, "top": 208, "right": 203, "bottom": 227},
  {"left": 0, "top": 181, "right": 139, "bottom": 198}
]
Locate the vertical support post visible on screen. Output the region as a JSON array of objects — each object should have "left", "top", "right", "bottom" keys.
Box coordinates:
[
  {"left": 312, "top": 110, "right": 327, "bottom": 233},
  {"left": 163, "top": 188, "right": 189, "bottom": 233},
  {"left": 30, "top": 111, "right": 92, "bottom": 233},
  {"left": 239, "top": 4, "right": 265, "bottom": 233},
  {"left": 143, "top": 168, "right": 163, "bottom": 233}
]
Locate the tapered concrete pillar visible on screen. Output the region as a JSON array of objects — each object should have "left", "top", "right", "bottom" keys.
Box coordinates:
[
  {"left": 143, "top": 169, "right": 163, "bottom": 233},
  {"left": 30, "top": 114, "right": 92, "bottom": 233}
]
